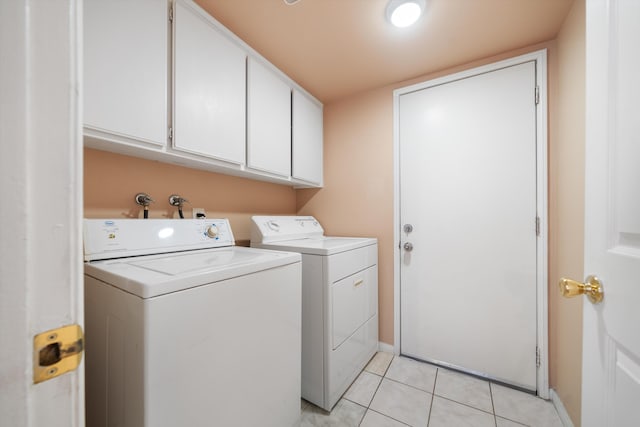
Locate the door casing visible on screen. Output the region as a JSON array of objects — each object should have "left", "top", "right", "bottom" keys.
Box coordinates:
[
  {"left": 392, "top": 49, "right": 549, "bottom": 398},
  {"left": 0, "top": 0, "right": 84, "bottom": 424}
]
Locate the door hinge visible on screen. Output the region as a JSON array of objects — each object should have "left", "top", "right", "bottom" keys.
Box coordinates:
[
  {"left": 535, "top": 216, "right": 540, "bottom": 237},
  {"left": 34, "top": 324, "right": 84, "bottom": 384},
  {"left": 169, "top": 6, "right": 174, "bottom": 22},
  {"left": 536, "top": 346, "right": 541, "bottom": 368},
  {"left": 535, "top": 86, "right": 540, "bottom": 105},
  {"left": 169, "top": 127, "right": 173, "bottom": 140}
]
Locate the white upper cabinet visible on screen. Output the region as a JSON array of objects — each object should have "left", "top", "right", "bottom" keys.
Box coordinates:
[
  {"left": 247, "top": 58, "right": 292, "bottom": 177},
  {"left": 292, "top": 89, "right": 323, "bottom": 186},
  {"left": 173, "top": 0, "right": 246, "bottom": 165},
  {"left": 83, "top": 0, "right": 323, "bottom": 187},
  {"left": 84, "top": 0, "right": 168, "bottom": 147}
]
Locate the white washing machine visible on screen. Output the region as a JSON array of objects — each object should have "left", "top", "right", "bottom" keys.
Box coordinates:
[
  {"left": 251, "top": 216, "right": 378, "bottom": 411},
  {"left": 83, "top": 218, "right": 301, "bottom": 427}
]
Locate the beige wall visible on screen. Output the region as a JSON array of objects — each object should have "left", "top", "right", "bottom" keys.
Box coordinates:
[
  {"left": 84, "top": 148, "right": 297, "bottom": 242},
  {"left": 549, "top": 0, "right": 585, "bottom": 425}
]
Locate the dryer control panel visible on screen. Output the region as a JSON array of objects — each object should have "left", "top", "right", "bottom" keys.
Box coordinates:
[
  {"left": 251, "top": 216, "right": 324, "bottom": 244},
  {"left": 84, "top": 219, "right": 235, "bottom": 261}
]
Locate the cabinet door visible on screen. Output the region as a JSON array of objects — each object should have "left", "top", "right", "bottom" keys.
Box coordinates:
[
  {"left": 292, "top": 89, "right": 323, "bottom": 185},
  {"left": 84, "top": 0, "right": 168, "bottom": 146},
  {"left": 173, "top": 0, "right": 246, "bottom": 165},
  {"left": 247, "top": 58, "right": 292, "bottom": 177}
]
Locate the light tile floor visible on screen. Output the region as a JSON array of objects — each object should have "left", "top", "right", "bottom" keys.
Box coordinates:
[{"left": 300, "top": 352, "right": 564, "bottom": 427}]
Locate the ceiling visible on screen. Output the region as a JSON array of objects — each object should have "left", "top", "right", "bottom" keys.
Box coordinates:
[{"left": 195, "top": 0, "right": 574, "bottom": 103}]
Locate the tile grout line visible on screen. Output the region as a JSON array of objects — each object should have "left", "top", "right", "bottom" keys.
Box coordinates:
[
  {"left": 380, "top": 353, "right": 394, "bottom": 377},
  {"left": 360, "top": 353, "right": 432, "bottom": 427},
  {"left": 425, "top": 367, "right": 439, "bottom": 426},
  {"left": 489, "top": 381, "right": 528, "bottom": 427},
  {"left": 364, "top": 408, "right": 413, "bottom": 427},
  {"left": 490, "top": 382, "right": 498, "bottom": 427},
  {"left": 357, "top": 353, "right": 393, "bottom": 426},
  {"left": 383, "top": 376, "right": 436, "bottom": 395},
  {"left": 432, "top": 394, "right": 498, "bottom": 417},
  {"left": 429, "top": 368, "right": 500, "bottom": 419},
  {"left": 488, "top": 382, "right": 531, "bottom": 427}
]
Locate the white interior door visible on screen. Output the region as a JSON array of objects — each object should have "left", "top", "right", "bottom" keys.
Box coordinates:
[
  {"left": 0, "top": 1, "right": 84, "bottom": 425},
  {"left": 398, "top": 60, "right": 540, "bottom": 390},
  {"left": 581, "top": 0, "right": 640, "bottom": 425}
]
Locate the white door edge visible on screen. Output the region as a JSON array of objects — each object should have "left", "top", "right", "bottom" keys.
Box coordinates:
[
  {"left": 392, "top": 49, "right": 549, "bottom": 398},
  {"left": 0, "top": 0, "right": 84, "bottom": 424}
]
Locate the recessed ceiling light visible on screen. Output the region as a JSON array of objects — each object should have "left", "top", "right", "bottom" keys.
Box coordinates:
[{"left": 386, "top": 0, "right": 426, "bottom": 28}]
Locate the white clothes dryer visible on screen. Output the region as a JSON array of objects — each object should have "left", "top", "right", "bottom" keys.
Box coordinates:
[
  {"left": 83, "top": 218, "right": 301, "bottom": 427},
  {"left": 251, "top": 216, "right": 378, "bottom": 411}
]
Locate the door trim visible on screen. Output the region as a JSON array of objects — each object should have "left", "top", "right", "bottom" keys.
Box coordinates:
[
  {"left": 0, "top": 0, "right": 84, "bottom": 423},
  {"left": 392, "top": 49, "right": 549, "bottom": 398}
]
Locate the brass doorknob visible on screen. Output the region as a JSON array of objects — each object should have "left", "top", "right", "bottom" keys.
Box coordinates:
[{"left": 559, "top": 275, "right": 604, "bottom": 304}]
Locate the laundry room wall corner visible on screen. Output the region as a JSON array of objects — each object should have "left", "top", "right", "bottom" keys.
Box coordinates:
[
  {"left": 296, "top": 87, "right": 394, "bottom": 345},
  {"left": 548, "top": 0, "right": 585, "bottom": 425}
]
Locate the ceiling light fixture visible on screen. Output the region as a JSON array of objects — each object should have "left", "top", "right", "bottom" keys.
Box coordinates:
[{"left": 386, "top": 0, "right": 426, "bottom": 28}]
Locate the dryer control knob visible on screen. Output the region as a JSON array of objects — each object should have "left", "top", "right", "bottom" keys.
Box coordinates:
[{"left": 206, "top": 225, "right": 219, "bottom": 238}]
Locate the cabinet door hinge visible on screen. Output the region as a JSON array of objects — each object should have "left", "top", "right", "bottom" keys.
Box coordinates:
[
  {"left": 536, "top": 346, "right": 541, "bottom": 368},
  {"left": 535, "top": 216, "right": 540, "bottom": 237},
  {"left": 169, "top": 127, "right": 173, "bottom": 140},
  {"left": 169, "top": 6, "right": 174, "bottom": 22},
  {"left": 535, "top": 86, "right": 540, "bottom": 105}
]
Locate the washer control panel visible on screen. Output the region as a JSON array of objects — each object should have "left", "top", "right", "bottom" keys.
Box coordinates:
[
  {"left": 206, "top": 224, "right": 219, "bottom": 238},
  {"left": 84, "top": 219, "right": 235, "bottom": 261}
]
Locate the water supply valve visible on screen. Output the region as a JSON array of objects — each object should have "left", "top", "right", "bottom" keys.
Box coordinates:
[
  {"left": 169, "top": 194, "right": 190, "bottom": 219},
  {"left": 135, "top": 193, "right": 154, "bottom": 218}
]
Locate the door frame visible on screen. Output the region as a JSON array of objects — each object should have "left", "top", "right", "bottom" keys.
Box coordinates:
[
  {"left": 0, "top": 0, "right": 84, "bottom": 424},
  {"left": 392, "top": 49, "right": 549, "bottom": 398}
]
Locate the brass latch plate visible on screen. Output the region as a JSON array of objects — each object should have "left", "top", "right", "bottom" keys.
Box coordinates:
[{"left": 33, "top": 324, "right": 84, "bottom": 384}]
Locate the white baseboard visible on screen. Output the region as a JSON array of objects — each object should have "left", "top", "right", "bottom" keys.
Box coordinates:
[
  {"left": 550, "top": 389, "right": 575, "bottom": 427},
  {"left": 378, "top": 342, "right": 395, "bottom": 354}
]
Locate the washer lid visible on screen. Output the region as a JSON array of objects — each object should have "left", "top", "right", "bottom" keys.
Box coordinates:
[
  {"left": 254, "top": 236, "right": 377, "bottom": 256},
  {"left": 84, "top": 246, "right": 300, "bottom": 298}
]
